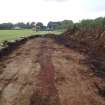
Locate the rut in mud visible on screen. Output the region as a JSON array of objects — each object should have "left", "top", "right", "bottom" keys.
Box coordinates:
[{"left": 0, "top": 36, "right": 105, "bottom": 105}]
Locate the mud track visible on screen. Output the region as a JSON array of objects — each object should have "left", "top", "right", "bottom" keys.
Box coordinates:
[{"left": 0, "top": 36, "right": 105, "bottom": 105}]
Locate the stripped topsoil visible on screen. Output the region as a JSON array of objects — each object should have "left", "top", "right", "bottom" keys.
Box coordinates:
[{"left": 0, "top": 34, "right": 105, "bottom": 105}]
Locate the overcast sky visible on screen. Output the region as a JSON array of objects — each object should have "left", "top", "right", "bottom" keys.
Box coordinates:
[{"left": 0, "top": 0, "right": 105, "bottom": 25}]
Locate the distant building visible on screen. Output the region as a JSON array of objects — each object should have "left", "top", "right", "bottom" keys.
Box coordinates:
[{"left": 13, "top": 26, "right": 21, "bottom": 30}]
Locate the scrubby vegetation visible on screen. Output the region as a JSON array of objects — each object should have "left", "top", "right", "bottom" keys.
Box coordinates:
[{"left": 63, "top": 17, "right": 105, "bottom": 59}]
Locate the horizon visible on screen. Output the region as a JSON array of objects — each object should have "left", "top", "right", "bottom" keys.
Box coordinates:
[
  {"left": 0, "top": 0, "right": 105, "bottom": 25},
  {"left": 0, "top": 16, "right": 105, "bottom": 26}
]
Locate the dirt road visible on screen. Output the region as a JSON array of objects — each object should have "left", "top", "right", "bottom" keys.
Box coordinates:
[{"left": 0, "top": 37, "right": 105, "bottom": 105}]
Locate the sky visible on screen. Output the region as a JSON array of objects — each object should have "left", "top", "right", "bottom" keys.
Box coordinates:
[{"left": 0, "top": 0, "right": 105, "bottom": 25}]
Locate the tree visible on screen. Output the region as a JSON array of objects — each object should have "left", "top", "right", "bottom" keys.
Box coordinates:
[
  {"left": 94, "top": 17, "right": 105, "bottom": 28},
  {"left": 61, "top": 20, "right": 74, "bottom": 29},
  {"left": 0, "top": 23, "right": 13, "bottom": 30},
  {"left": 15, "top": 22, "right": 26, "bottom": 28},
  {"left": 47, "top": 21, "right": 61, "bottom": 30},
  {"left": 30, "top": 22, "right": 35, "bottom": 28},
  {"left": 26, "top": 22, "right": 31, "bottom": 29},
  {"left": 36, "top": 22, "right": 44, "bottom": 31},
  {"left": 47, "top": 20, "right": 74, "bottom": 30}
]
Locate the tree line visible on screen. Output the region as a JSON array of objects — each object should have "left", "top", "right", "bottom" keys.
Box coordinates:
[
  {"left": 0, "top": 20, "right": 74, "bottom": 30},
  {"left": 0, "top": 17, "right": 105, "bottom": 30}
]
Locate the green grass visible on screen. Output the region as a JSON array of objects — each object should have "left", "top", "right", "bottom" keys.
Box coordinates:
[{"left": 0, "top": 29, "right": 62, "bottom": 42}]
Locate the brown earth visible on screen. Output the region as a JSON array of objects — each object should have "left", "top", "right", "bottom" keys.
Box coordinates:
[{"left": 0, "top": 36, "right": 105, "bottom": 105}]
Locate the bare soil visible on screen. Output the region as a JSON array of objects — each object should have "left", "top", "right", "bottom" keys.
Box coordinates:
[{"left": 0, "top": 36, "right": 105, "bottom": 105}]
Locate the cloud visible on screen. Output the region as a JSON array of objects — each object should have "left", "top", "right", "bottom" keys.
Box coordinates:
[
  {"left": 82, "top": 0, "right": 105, "bottom": 12},
  {"left": 44, "top": 0, "right": 68, "bottom": 2},
  {"left": 0, "top": 0, "right": 105, "bottom": 24}
]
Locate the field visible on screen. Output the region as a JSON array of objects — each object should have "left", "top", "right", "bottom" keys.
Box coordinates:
[{"left": 0, "top": 29, "right": 62, "bottom": 42}]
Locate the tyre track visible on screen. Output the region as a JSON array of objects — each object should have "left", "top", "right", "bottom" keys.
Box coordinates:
[{"left": 30, "top": 39, "right": 60, "bottom": 105}]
